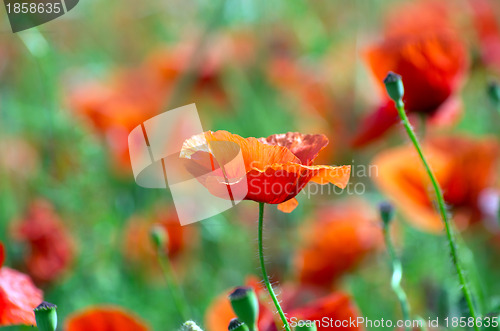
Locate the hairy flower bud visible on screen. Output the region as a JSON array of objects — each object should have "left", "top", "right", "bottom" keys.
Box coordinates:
[{"left": 228, "top": 287, "right": 259, "bottom": 331}]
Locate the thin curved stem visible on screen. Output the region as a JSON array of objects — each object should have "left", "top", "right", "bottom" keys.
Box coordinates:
[
  {"left": 258, "top": 203, "right": 291, "bottom": 331},
  {"left": 394, "top": 101, "right": 479, "bottom": 331},
  {"left": 383, "top": 224, "right": 411, "bottom": 331},
  {"left": 156, "top": 248, "right": 191, "bottom": 322}
]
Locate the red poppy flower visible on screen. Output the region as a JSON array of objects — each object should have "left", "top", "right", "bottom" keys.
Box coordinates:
[
  {"left": 122, "top": 206, "right": 196, "bottom": 276},
  {"left": 352, "top": 3, "right": 468, "bottom": 147},
  {"left": 295, "top": 201, "right": 383, "bottom": 288},
  {"left": 0, "top": 241, "right": 44, "bottom": 327},
  {"left": 205, "top": 277, "right": 363, "bottom": 331},
  {"left": 11, "top": 199, "right": 75, "bottom": 284},
  {"left": 181, "top": 131, "right": 351, "bottom": 213},
  {"left": 64, "top": 306, "right": 150, "bottom": 331},
  {"left": 373, "top": 135, "right": 499, "bottom": 232}
]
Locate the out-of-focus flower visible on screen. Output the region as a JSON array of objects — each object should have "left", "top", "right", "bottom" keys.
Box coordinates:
[
  {"left": 373, "top": 135, "right": 499, "bottom": 232},
  {"left": 181, "top": 131, "right": 351, "bottom": 213},
  {"left": 469, "top": 0, "right": 500, "bottom": 73},
  {"left": 67, "top": 42, "right": 227, "bottom": 173},
  {"left": 64, "top": 306, "right": 149, "bottom": 331},
  {"left": 295, "top": 201, "right": 383, "bottom": 288},
  {"left": 205, "top": 277, "right": 363, "bottom": 331},
  {"left": 122, "top": 207, "right": 196, "bottom": 275},
  {"left": 0, "top": 241, "right": 44, "bottom": 327},
  {"left": 11, "top": 199, "right": 75, "bottom": 284},
  {"left": 352, "top": 2, "right": 468, "bottom": 147}
]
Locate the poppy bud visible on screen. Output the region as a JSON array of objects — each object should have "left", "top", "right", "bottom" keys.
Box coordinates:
[
  {"left": 228, "top": 287, "right": 259, "bottom": 331},
  {"left": 488, "top": 81, "right": 500, "bottom": 107},
  {"left": 295, "top": 320, "right": 317, "bottom": 331},
  {"left": 379, "top": 201, "right": 394, "bottom": 226},
  {"left": 384, "top": 72, "right": 404, "bottom": 107},
  {"left": 228, "top": 318, "right": 250, "bottom": 331},
  {"left": 181, "top": 320, "right": 204, "bottom": 331},
  {"left": 150, "top": 224, "right": 168, "bottom": 252},
  {"left": 34, "top": 301, "right": 57, "bottom": 331}
]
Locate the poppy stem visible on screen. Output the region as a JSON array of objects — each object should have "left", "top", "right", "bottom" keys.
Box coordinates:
[
  {"left": 258, "top": 202, "right": 291, "bottom": 331},
  {"left": 382, "top": 222, "right": 411, "bottom": 331},
  {"left": 394, "top": 101, "right": 480, "bottom": 331},
  {"left": 156, "top": 247, "right": 192, "bottom": 323}
]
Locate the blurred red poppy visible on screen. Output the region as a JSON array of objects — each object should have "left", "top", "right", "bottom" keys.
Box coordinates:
[
  {"left": 373, "top": 135, "right": 499, "bottom": 232},
  {"left": 65, "top": 306, "right": 150, "bottom": 331},
  {"left": 352, "top": 2, "right": 468, "bottom": 147},
  {"left": 122, "top": 206, "right": 196, "bottom": 275},
  {"left": 295, "top": 201, "right": 383, "bottom": 288},
  {"left": 205, "top": 277, "right": 363, "bottom": 331},
  {"left": 11, "top": 199, "right": 75, "bottom": 284},
  {"left": 0, "top": 241, "right": 44, "bottom": 327},
  {"left": 181, "top": 131, "right": 351, "bottom": 213}
]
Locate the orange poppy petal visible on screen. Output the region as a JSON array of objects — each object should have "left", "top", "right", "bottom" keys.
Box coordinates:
[
  {"left": 0, "top": 267, "right": 43, "bottom": 326},
  {"left": 65, "top": 306, "right": 150, "bottom": 331},
  {"left": 182, "top": 130, "right": 300, "bottom": 172},
  {"left": 277, "top": 198, "right": 299, "bottom": 213},
  {"left": 258, "top": 132, "right": 329, "bottom": 165},
  {"left": 309, "top": 165, "right": 351, "bottom": 188}
]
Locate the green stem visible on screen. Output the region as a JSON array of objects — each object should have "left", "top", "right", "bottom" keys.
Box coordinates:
[
  {"left": 383, "top": 224, "right": 411, "bottom": 331},
  {"left": 156, "top": 248, "right": 191, "bottom": 322},
  {"left": 394, "top": 101, "right": 479, "bottom": 331},
  {"left": 258, "top": 203, "right": 291, "bottom": 331}
]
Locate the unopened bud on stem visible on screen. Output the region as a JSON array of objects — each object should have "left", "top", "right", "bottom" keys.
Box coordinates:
[
  {"left": 384, "top": 72, "right": 404, "bottom": 108},
  {"left": 228, "top": 287, "right": 259, "bottom": 331},
  {"left": 379, "top": 201, "right": 395, "bottom": 227},
  {"left": 34, "top": 301, "right": 57, "bottom": 331}
]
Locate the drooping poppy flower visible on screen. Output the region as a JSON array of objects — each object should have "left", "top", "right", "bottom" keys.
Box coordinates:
[
  {"left": 373, "top": 135, "right": 499, "bottom": 232},
  {"left": 352, "top": 2, "right": 468, "bottom": 147},
  {"left": 122, "top": 206, "right": 196, "bottom": 276},
  {"left": 468, "top": 0, "right": 500, "bottom": 73},
  {"left": 0, "top": 241, "right": 44, "bottom": 327},
  {"left": 64, "top": 306, "right": 150, "bottom": 331},
  {"left": 205, "top": 276, "right": 363, "bottom": 331},
  {"left": 11, "top": 199, "right": 75, "bottom": 284},
  {"left": 295, "top": 200, "right": 383, "bottom": 288},
  {"left": 181, "top": 131, "right": 351, "bottom": 213}
]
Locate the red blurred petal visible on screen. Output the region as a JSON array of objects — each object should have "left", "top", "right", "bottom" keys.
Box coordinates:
[
  {"left": 289, "top": 292, "right": 363, "bottom": 330},
  {"left": 65, "top": 306, "right": 150, "bottom": 331},
  {"left": 0, "top": 267, "right": 43, "bottom": 326}
]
